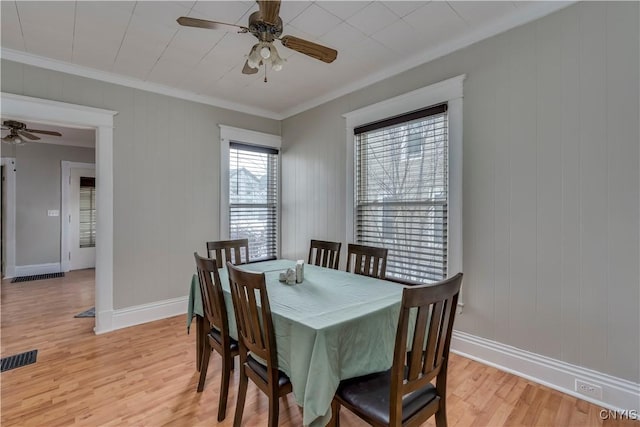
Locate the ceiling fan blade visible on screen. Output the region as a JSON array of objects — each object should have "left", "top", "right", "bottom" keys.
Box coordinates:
[
  {"left": 177, "top": 16, "right": 248, "bottom": 32},
  {"left": 280, "top": 35, "right": 338, "bottom": 63},
  {"left": 242, "top": 60, "right": 259, "bottom": 75},
  {"left": 257, "top": 0, "right": 281, "bottom": 25},
  {"left": 18, "top": 130, "right": 40, "bottom": 141},
  {"left": 24, "top": 129, "right": 62, "bottom": 136}
]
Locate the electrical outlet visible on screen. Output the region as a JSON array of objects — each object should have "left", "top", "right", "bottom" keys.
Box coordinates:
[{"left": 575, "top": 379, "right": 603, "bottom": 399}]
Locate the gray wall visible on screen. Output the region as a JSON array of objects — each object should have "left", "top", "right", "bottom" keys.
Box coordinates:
[
  {"left": 2, "top": 143, "right": 95, "bottom": 265},
  {"left": 1, "top": 59, "right": 280, "bottom": 309},
  {"left": 281, "top": 2, "right": 639, "bottom": 383}
]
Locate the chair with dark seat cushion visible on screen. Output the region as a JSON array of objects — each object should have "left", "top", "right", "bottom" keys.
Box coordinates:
[
  {"left": 331, "top": 272, "right": 463, "bottom": 427},
  {"left": 193, "top": 253, "right": 239, "bottom": 422},
  {"left": 308, "top": 239, "right": 342, "bottom": 270},
  {"left": 346, "top": 243, "right": 388, "bottom": 279},
  {"left": 227, "top": 262, "right": 293, "bottom": 427},
  {"left": 206, "top": 238, "right": 249, "bottom": 268}
]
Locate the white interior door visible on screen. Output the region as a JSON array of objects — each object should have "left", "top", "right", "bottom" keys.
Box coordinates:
[{"left": 69, "top": 167, "right": 96, "bottom": 270}]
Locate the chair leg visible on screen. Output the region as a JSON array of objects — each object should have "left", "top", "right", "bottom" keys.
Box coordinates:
[
  {"left": 435, "top": 402, "right": 447, "bottom": 427},
  {"left": 233, "top": 365, "right": 248, "bottom": 427},
  {"left": 329, "top": 400, "right": 341, "bottom": 427},
  {"left": 217, "top": 354, "right": 232, "bottom": 421},
  {"left": 197, "top": 345, "right": 211, "bottom": 392},
  {"left": 268, "top": 394, "right": 279, "bottom": 427}
]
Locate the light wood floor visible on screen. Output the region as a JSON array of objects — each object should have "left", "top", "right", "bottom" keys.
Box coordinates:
[{"left": 1, "top": 271, "right": 636, "bottom": 427}]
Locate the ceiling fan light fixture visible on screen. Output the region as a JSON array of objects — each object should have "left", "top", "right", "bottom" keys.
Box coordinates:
[
  {"left": 2, "top": 134, "right": 24, "bottom": 145},
  {"left": 270, "top": 45, "right": 285, "bottom": 71},
  {"left": 260, "top": 45, "right": 271, "bottom": 59},
  {"left": 247, "top": 44, "right": 261, "bottom": 69}
]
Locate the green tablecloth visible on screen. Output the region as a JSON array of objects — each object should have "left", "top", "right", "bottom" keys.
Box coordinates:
[{"left": 188, "top": 259, "right": 405, "bottom": 427}]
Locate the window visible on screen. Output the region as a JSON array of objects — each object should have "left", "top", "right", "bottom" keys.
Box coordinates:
[
  {"left": 220, "top": 125, "right": 281, "bottom": 262},
  {"left": 229, "top": 143, "right": 278, "bottom": 261},
  {"left": 79, "top": 177, "right": 96, "bottom": 248},
  {"left": 355, "top": 105, "right": 448, "bottom": 283},
  {"left": 345, "top": 75, "right": 464, "bottom": 287}
]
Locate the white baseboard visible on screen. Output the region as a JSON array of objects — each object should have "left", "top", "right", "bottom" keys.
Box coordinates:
[
  {"left": 451, "top": 330, "right": 640, "bottom": 412},
  {"left": 14, "top": 262, "right": 61, "bottom": 277},
  {"left": 106, "top": 296, "right": 188, "bottom": 333}
]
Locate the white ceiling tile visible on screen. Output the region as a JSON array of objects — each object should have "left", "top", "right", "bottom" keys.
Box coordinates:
[
  {"left": 146, "top": 58, "right": 194, "bottom": 87},
  {"left": 1, "top": 1, "right": 25, "bottom": 51},
  {"left": 288, "top": 4, "right": 342, "bottom": 38},
  {"left": 206, "top": 32, "right": 256, "bottom": 62},
  {"left": 370, "top": 18, "right": 429, "bottom": 55},
  {"left": 346, "top": 2, "right": 399, "bottom": 36},
  {"left": 447, "top": 1, "right": 517, "bottom": 26},
  {"left": 382, "top": 1, "right": 427, "bottom": 18},
  {"left": 73, "top": 46, "right": 124, "bottom": 71},
  {"left": 278, "top": 1, "right": 313, "bottom": 25},
  {"left": 73, "top": 2, "right": 135, "bottom": 66},
  {"left": 16, "top": 1, "right": 75, "bottom": 60},
  {"left": 316, "top": 1, "right": 371, "bottom": 20},
  {"left": 132, "top": 1, "right": 194, "bottom": 30},
  {"left": 402, "top": 1, "right": 468, "bottom": 45},
  {"left": 111, "top": 50, "right": 160, "bottom": 80},
  {"left": 191, "top": 1, "right": 253, "bottom": 25},
  {"left": 178, "top": 60, "right": 233, "bottom": 92},
  {"left": 341, "top": 36, "right": 400, "bottom": 70},
  {"left": 160, "top": 28, "right": 226, "bottom": 66},
  {"left": 319, "top": 22, "right": 367, "bottom": 52}
]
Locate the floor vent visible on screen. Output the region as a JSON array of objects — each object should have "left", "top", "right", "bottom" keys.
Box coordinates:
[
  {"left": 1, "top": 350, "right": 38, "bottom": 372},
  {"left": 11, "top": 272, "right": 65, "bottom": 283},
  {"left": 74, "top": 307, "right": 95, "bottom": 318}
]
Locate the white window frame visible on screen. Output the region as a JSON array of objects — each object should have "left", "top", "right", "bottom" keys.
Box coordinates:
[
  {"left": 343, "top": 75, "right": 464, "bottom": 307},
  {"left": 219, "top": 125, "right": 282, "bottom": 258}
]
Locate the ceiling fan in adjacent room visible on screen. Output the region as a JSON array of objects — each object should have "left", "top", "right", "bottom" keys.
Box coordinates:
[
  {"left": 1, "top": 120, "right": 62, "bottom": 145},
  {"left": 177, "top": 0, "right": 338, "bottom": 82}
]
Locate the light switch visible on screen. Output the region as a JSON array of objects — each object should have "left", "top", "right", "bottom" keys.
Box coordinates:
[{"left": 48, "top": 210, "right": 59, "bottom": 217}]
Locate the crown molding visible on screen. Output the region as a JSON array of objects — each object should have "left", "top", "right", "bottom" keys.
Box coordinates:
[
  {"left": 278, "top": 0, "right": 577, "bottom": 119},
  {"left": 1, "top": 1, "right": 576, "bottom": 122},
  {"left": 0, "top": 49, "right": 282, "bottom": 121}
]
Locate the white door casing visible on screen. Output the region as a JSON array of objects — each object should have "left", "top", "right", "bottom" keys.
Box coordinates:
[
  {"left": 67, "top": 165, "right": 96, "bottom": 270},
  {"left": 2, "top": 92, "right": 116, "bottom": 334}
]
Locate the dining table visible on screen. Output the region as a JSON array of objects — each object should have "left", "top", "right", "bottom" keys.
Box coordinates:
[{"left": 188, "top": 259, "right": 406, "bottom": 427}]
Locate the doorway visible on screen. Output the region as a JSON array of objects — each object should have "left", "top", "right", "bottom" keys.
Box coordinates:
[{"left": 68, "top": 165, "right": 96, "bottom": 271}]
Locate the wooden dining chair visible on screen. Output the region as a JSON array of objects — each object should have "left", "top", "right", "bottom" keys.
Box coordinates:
[
  {"left": 308, "top": 239, "right": 342, "bottom": 270},
  {"left": 346, "top": 243, "right": 388, "bottom": 279},
  {"left": 206, "top": 238, "right": 250, "bottom": 268},
  {"left": 193, "top": 253, "right": 239, "bottom": 422},
  {"left": 227, "top": 262, "right": 293, "bottom": 427},
  {"left": 330, "top": 272, "right": 463, "bottom": 427}
]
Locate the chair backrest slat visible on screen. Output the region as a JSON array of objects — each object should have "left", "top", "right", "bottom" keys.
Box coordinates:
[
  {"left": 308, "top": 239, "right": 341, "bottom": 270},
  {"left": 346, "top": 243, "right": 388, "bottom": 279},
  {"left": 194, "top": 253, "right": 232, "bottom": 345},
  {"left": 390, "top": 273, "right": 463, "bottom": 418},
  {"left": 207, "top": 239, "right": 249, "bottom": 268}
]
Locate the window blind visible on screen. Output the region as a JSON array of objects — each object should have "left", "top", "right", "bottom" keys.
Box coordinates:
[
  {"left": 79, "top": 177, "right": 96, "bottom": 248},
  {"left": 229, "top": 142, "right": 278, "bottom": 261},
  {"left": 354, "top": 104, "right": 448, "bottom": 283}
]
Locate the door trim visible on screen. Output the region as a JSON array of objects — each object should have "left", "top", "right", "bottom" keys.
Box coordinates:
[
  {"left": 0, "top": 157, "right": 16, "bottom": 279},
  {"left": 61, "top": 161, "right": 96, "bottom": 273},
  {"left": 1, "top": 92, "right": 117, "bottom": 334}
]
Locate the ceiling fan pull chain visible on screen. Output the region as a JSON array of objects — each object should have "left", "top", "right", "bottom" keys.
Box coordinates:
[{"left": 264, "top": 64, "right": 268, "bottom": 83}]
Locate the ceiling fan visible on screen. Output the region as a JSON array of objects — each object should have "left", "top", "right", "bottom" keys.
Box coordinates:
[
  {"left": 1, "top": 120, "right": 62, "bottom": 145},
  {"left": 177, "top": 0, "right": 338, "bottom": 81}
]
